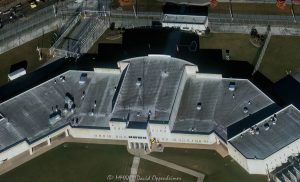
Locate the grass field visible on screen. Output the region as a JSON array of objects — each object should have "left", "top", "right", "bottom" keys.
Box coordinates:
[
  {"left": 259, "top": 35, "right": 300, "bottom": 82},
  {"left": 0, "top": 143, "right": 132, "bottom": 182},
  {"left": 209, "top": 3, "right": 300, "bottom": 15},
  {"left": 200, "top": 33, "right": 259, "bottom": 64},
  {"left": 151, "top": 148, "right": 266, "bottom": 182},
  {"left": 0, "top": 31, "right": 54, "bottom": 86},
  {"left": 137, "top": 159, "right": 197, "bottom": 182}
]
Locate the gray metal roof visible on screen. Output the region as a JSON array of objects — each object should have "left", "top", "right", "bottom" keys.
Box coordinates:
[
  {"left": 229, "top": 105, "right": 300, "bottom": 159},
  {"left": 112, "top": 56, "right": 194, "bottom": 123},
  {"left": 0, "top": 71, "right": 120, "bottom": 151},
  {"left": 173, "top": 76, "right": 274, "bottom": 138}
]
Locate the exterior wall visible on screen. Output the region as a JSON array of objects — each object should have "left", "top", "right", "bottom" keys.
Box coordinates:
[
  {"left": 109, "top": 121, "right": 128, "bottom": 140},
  {"left": 30, "top": 126, "right": 70, "bottom": 148},
  {"left": 227, "top": 143, "right": 249, "bottom": 172},
  {"left": 149, "top": 123, "right": 216, "bottom": 145},
  {"left": 126, "top": 128, "right": 149, "bottom": 146},
  {"left": 229, "top": 137, "right": 300, "bottom": 175},
  {"left": 162, "top": 22, "right": 207, "bottom": 31},
  {"left": 69, "top": 128, "right": 118, "bottom": 140},
  {"left": 0, "top": 142, "right": 29, "bottom": 161}
]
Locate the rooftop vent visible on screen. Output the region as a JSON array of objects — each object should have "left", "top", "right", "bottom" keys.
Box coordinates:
[
  {"left": 264, "top": 123, "right": 270, "bottom": 131},
  {"left": 249, "top": 127, "right": 255, "bottom": 135},
  {"left": 59, "top": 75, "right": 65, "bottom": 82},
  {"left": 136, "top": 77, "right": 142, "bottom": 86},
  {"left": 255, "top": 127, "right": 260, "bottom": 135},
  {"left": 79, "top": 73, "right": 88, "bottom": 84},
  {"left": 49, "top": 111, "right": 62, "bottom": 125},
  {"left": 196, "top": 102, "right": 202, "bottom": 110},
  {"left": 94, "top": 100, "right": 97, "bottom": 108},
  {"left": 137, "top": 112, "right": 141, "bottom": 117},
  {"left": 243, "top": 107, "right": 249, "bottom": 114},
  {"left": 88, "top": 109, "right": 94, "bottom": 116},
  {"left": 161, "top": 71, "right": 169, "bottom": 78},
  {"left": 228, "top": 82, "right": 236, "bottom": 92}
]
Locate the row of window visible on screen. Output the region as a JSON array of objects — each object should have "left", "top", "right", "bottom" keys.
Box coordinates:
[{"left": 129, "top": 136, "right": 147, "bottom": 139}]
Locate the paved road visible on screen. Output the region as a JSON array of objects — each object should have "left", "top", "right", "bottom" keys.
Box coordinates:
[
  {"left": 141, "top": 155, "right": 205, "bottom": 182},
  {"left": 129, "top": 156, "right": 140, "bottom": 182}
]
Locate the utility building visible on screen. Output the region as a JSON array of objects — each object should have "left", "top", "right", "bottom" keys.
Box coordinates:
[{"left": 162, "top": 3, "right": 209, "bottom": 34}]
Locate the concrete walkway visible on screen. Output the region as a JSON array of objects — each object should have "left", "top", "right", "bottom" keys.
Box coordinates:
[
  {"left": 141, "top": 155, "right": 205, "bottom": 182},
  {"left": 252, "top": 29, "right": 272, "bottom": 75},
  {"left": 129, "top": 156, "right": 140, "bottom": 182}
]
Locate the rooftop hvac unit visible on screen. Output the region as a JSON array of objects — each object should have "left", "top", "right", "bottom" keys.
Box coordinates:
[
  {"left": 79, "top": 73, "right": 88, "bottom": 84},
  {"left": 136, "top": 77, "right": 142, "bottom": 86},
  {"left": 49, "top": 112, "right": 62, "bottom": 125},
  {"left": 243, "top": 107, "right": 249, "bottom": 114},
  {"left": 228, "top": 82, "right": 236, "bottom": 92},
  {"left": 196, "top": 102, "right": 202, "bottom": 111},
  {"left": 161, "top": 71, "right": 169, "bottom": 78},
  {"left": 255, "top": 127, "right": 260, "bottom": 135},
  {"left": 264, "top": 123, "right": 270, "bottom": 131}
]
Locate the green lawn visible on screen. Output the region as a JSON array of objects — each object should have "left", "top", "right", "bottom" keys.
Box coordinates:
[
  {"left": 151, "top": 148, "right": 267, "bottom": 182},
  {"left": 259, "top": 35, "right": 300, "bottom": 82},
  {"left": 137, "top": 159, "right": 197, "bottom": 182},
  {"left": 200, "top": 33, "right": 259, "bottom": 64},
  {"left": 0, "top": 31, "right": 54, "bottom": 86},
  {"left": 0, "top": 143, "right": 132, "bottom": 182}
]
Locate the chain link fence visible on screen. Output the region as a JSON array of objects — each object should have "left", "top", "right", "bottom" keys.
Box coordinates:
[{"left": 0, "top": 0, "right": 81, "bottom": 54}]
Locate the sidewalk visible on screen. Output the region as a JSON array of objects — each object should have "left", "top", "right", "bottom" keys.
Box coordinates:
[{"left": 141, "top": 155, "right": 205, "bottom": 182}]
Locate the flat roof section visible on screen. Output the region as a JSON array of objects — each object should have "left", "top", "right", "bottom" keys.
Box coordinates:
[
  {"left": 112, "top": 56, "right": 194, "bottom": 123},
  {"left": 173, "top": 77, "right": 274, "bottom": 139},
  {"left": 229, "top": 105, "right": 300, "bottom": 159},
  {"left": 0, "top": 71, "right": 120, "bottom": 151}
]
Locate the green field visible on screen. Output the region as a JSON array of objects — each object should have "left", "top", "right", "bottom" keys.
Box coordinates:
[
  {"left": 259, "top": 35, "right": 300, "bottom": 82},
  {"left": 200, "top": 33, "right": 259, "bottom": 64},
  {"left": 137, "top": 159, "right": 197, "bottom": 182},
  {"left": 151, "top": 148, "right": 266, "bottom": 182},
  {"left": 0, "top": 32, "right": 54, "bottom": 86},
  {"left": 0, "top": 143, "right": 132, "bottom": 182}
]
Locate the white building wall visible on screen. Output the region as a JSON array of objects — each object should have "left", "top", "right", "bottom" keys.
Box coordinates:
[
  {"left": 149, "top": 123, "right": 216, "bottom": 144},
  {"left": 227, "top": 143, "right": 249, "bottom": 172},
  {"left": 229, "top": 137, "right": 300, "bottom": 175},
  {"left": 162, "top": 22, "right": 207, "bottom": 31},
  {"left": 69, "top": 127, "right": 119, "bottom": 140},
  {"left": 0, "top": 141, "right": 29, "bottom": 161}
]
